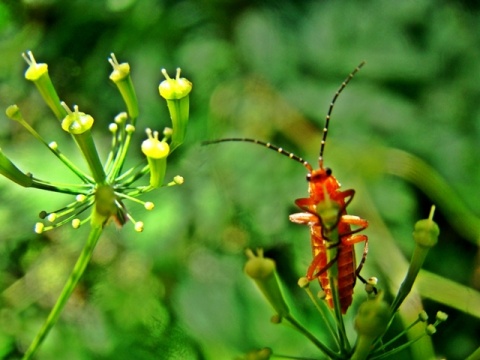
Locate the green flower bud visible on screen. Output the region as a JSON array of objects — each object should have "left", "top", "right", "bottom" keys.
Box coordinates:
[
  {"left": 244, "top": 249, "right": 290, "bottom": 318},
  {"left": 159, "top": 68, "right": 192, "bottom": 151},
  {"left": 391, "top": 206, "right": 440, "bottom": 313},
  {"left": 426, "top": 324, "right": 437, "bottom": 336},
  {"left": 108, "top": 53, "right": 139, "bottom": 120},
  {"left": 5, "top": 104, "right": 22, "bottom": 122},
  {"left": 436, "top": 311, "right": 448, "bottom": 322},
  {"left": 419, "top": 311, "right": 429, "bottom": 322},
  {"left": 355, "top": 297, "right": 390, "bottom": 337},
  {"left": 141, "top": 128, "right": 170, "bottom": 188},
  {"left": 413, "top": 219, "right": 439, "bottom": 248},
  {"left": 352, "top": 297, "right": 391, "bottom": 360},
  {"left": 22, "top": 51, "right": 66, "bottom": 120}
]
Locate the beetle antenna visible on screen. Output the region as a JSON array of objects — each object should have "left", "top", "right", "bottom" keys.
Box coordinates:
[{"left": 319, "top": 61, "right": 365, "bottom": 168}]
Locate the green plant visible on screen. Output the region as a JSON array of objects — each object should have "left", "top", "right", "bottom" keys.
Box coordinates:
[
  {"left": 241, "top": 206, "right": 447, "bottom": 360},
  {"left": 0, "top": 51, "right": 192, "bottom": 359}
]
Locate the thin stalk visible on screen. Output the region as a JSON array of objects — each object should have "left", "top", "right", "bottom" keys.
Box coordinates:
[
  {"left": 8, "top": 109, "right": 92, "bottom": 184},
  {"left": 369, "top": 333, "right": 426, "bottom": 360},
  {"left": 48, "top": 146, "right": 94, "bottom": 184},
  {"left": 22, "top": 225, "right": 103, "bottom": 360},
  {"left": 117, "top": 164, "right": 150, "bottom": 187},
  {"left": 109, "top": 131, "right": 134, "bottom": 180},
  {"left": 303, "top": 285, "right": 341, "bottom": 349},
  {"left": 72, "top": 131, "right": 106, "bottom": 185},
  {"left": 375, "top": 317, "right": 422, "bottom": 352},
  {"left": 329, "top": 275, "right": 350, "bottom": 354},
  {"left": 113, "top": 161, "right": 146, "bottom": 184},
  {"left": 284, "top": 313, "right": 341, "bottom": 360},
  {"left": 31, "top": 178, "right": 93, "bottom": 195}
]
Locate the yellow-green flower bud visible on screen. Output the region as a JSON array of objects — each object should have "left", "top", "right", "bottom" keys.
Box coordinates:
[
  {"left": 60, "top": 103, "right": 106, "bottom": 184},
  {"left": 413, "top": 219, "right": 439, "bottom": 248},
  {"left": 419, "top": 310, "right": 429, "bottom": 322},
  {"left": 134, "top": 221, "right": 144, "bottom": 232},
  {"left": 61, "top": 103, "right": 94, "bottom": 134},
  {"left": 144, "top": 202, "right": 154, "bottom": 210},
  {"left": 5, "top": 104, "right": 22, "bottom": 122},
  {"left": 109, "top": 54, "right": 139, "bottom": 120},
  {"left": 436, "top": 311, "right": 448, "bottom": 322},
  {"left": 34, "top": 222, "right": 45, "bottom": 234},
  {"left": 426, "top": 324, "right": 436, "bottom": 335},
  {"left": 413, "top": 204, "right": 439, "bottom": 248},
  {"left": 141, "top": 128, "right": 170, "bottom": 188},
  {"left": 352, "top": 297, "right": 391, "bottom": 360},
  {"left": 22, "top": 51, "right": 66, "bottom": 120},
  {"left": 72, "top": 218, "right": 81, "bottom": 229},
  {"left": 159, "top": 68, "right": 192, "bottom": 100},
  {"left": 23, "top": 51, "right": 48, "bottom": 81},
  {"left": 244, "top": 248, "right": 290, "bottom": 318},
  {"left": 173, "top": 175, "right": 184, "bottom": 184},
  {"left": 159, "top": 68, "right": 192, "bottom": 151}
]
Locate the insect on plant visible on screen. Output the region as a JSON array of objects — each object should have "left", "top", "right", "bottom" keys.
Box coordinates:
[{"left": 204, "top": 62, "right": 370, "bottom": 314}]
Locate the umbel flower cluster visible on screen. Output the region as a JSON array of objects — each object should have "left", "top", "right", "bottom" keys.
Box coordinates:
[
  {"left": 0, "top": 52, "right": 192, "bottom": 359},
  {"left": 2, "top": 52, "right": 191, "bottom": 233}
]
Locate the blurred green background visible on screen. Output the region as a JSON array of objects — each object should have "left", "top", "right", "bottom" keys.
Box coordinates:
[{"left": 0, "top": 0, "right": 479, "bottom": 359}]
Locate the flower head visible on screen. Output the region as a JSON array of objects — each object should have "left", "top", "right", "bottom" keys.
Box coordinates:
[
  {"left": 1, "top": 52, "right": 190, "bottom": 233},
  {"left": 159, "top": 68, "right": 192, "bottom": 151}
]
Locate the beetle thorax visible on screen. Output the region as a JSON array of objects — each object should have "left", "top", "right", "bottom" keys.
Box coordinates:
[{"left": 307, "top": 168, "right": 341, "bottom": 202}]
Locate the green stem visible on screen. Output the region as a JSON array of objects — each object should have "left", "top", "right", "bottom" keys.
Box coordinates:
[
  {"left": 72, "top": 131, "right": 106, "bottom": 185},
  {"left": 22, "top": 225, "right": 103, "bottom": 360},
  {"left": 31, "top": 178, "right": 93, "bottom": 195},
  {"left": 376, "top": 318, "right": 421, "bottom": 352},
  {"left": 303, "top": 285, "right": 341, "bottom": 349},
  {"left": 284, "top": 313, "right": 340, "bottom": 359},
  {"left": 108, "top": 130, "right": 134, "bottom": 182},
  {"left": 369, "top": 333, "right": 426, "bottom": 360},
  {"left": 329, "top": 274, "right": 350, "bottom": 354},
  {"left": 390, "top": 247, "right": 429, "bottom": 313},
  {"left": 7, "top": 108, "right": 92, "bottom": 184},
  {"left": 465, "top": 346, "right": 480, "bottom": 360},
  {"left": 113, "top": 161, "right": 146, "bottom": 184}
]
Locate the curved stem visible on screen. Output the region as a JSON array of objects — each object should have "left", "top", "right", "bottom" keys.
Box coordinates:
[{"left": 22, "top": 225, "right": 103, "bottom": 360}]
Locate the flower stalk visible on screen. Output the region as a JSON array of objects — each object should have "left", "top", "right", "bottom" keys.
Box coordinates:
[
  {"left": 159, "top": 68, "right": 192, "bottom": 151},
  {"left": 244, "top": 248, "right": 290, "bottom": 318},
  {"left": 22, "top": 51, "right": 66, "bottom": 120},
  {"left": 0, "top": 51, "right": 191, "bottom": 359},
  {"left": 61, "top": 102, "right": 107, "bottom": 185},
  {"left": 22, "top": 225, "right": 102, "bottom": 360},
  {"left": 390, "top": 205, "right": 439, "bottom": 313}
]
